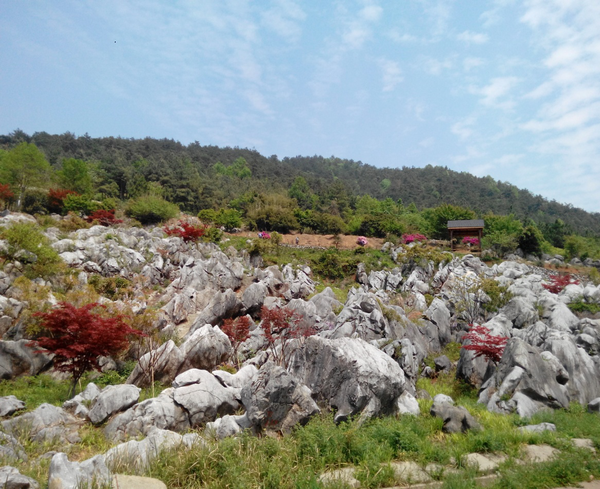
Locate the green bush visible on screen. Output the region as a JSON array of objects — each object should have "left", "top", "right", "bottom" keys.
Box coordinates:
[
  {"left": 422, "top": 204, "right": 476, "bottom": 239},
  {"left": 358, "top": 214, "right": 405, "bottom": 238},
  {"left": 62, "top": 193, "right": 102, "bottom": 216},
  {"left": 125, "top": 195, "right": 179, "bottom": 224},
  {"left": 198, "top": 208, "right": 218, "bottom": 223},
  {"left": 22, "top": 189, "right": 49, "bottom": 215},
  {"left": 313, "top": 249, "right": 358, "bottom": 280},
  {"left": 215, "top": 208, "right": 243, "bottom": 231},
  {"left": 518, "top": 224, "right": 544, "bottom": 257},
  {"left": 0, "top": 222, "right": 63, "bottom": 278}
]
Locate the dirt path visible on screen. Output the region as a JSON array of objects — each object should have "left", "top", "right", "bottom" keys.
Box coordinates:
[{"left": 232, "top": 231, "right": 386, "bottom": 250}]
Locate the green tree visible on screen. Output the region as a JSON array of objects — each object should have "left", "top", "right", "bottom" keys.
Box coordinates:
[
  {"left": 422, "top": 204, "right": 476, "bottom": 239},
  {"left": 58, "top": 158, "right": 93, "bottom": 195},
  {"left": 0, "top": 142, "right": 51, "bottom": 209}
]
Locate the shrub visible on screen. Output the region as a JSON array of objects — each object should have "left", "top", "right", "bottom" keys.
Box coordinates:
[
  {"left": 48, "top": 188, "right": 78, "bottom": 214},
  {"left": 0, "top": 222, "right": 62, "bottom": 278},
  {"left": 0, "top": 183, "right": 14, "bottom": 209},
  {"left": 260, "top": 306, "right": 315, "bottom": 368},
  {"left": 86, "top": 209, "right": 123, "bottom": 226},
  {"left": 62, "top": 193, "right": 102, "bottom": 216},
  {"left": 22, "top": 189, "right": 49, "bottom": 215},
  {"left": 543, "top": 274, "right": 579, "bottom": 294},
  {"left": 313, "top": 249, "right": 358, "bottom": 280},
  {"left": 480, "top": 278, "right": 513, "bottom": 314},
  {"left": 402, "top": 233, "right": 427, "bottom": 244},
  {"left": 203, "top": 226, "right": 223, "bottom": 243},
  {"left": 215, "top": 208, "right": 243, "bottom": 231},
  {"left": 462, "top": 236, "right": 480, "bottom": 246},
  {"left": 125, "top": 195, "right": 179, "bottom": 224},
  {"left": 88, "top": 274, "right": 132, "bottom": 300},
  {"left": 423, "top": 204, "right": 476, "bottom": 239},
  {"left": 197, "top": 208, "right": 218, "bottom": 223},
  {"left": 357, "top": 236, "right": 368, "bottom": 246},
  {"left": 461, "top": 324, "right": 508, "bottom": 364},
  {"left": 221, "top": 316, "right": 252, "bottom": 368},
  {"left": 164, "top": 220, "right": 206, "bottom": 242},
  {"left": 568, "top": 300, "right": 600, "bottom": 315},
  {"left": 518, "top": 224, "right": 544, "bottom": 257},
  {"left": 33, "top": 302, "right": 144, "bottom": 397}
]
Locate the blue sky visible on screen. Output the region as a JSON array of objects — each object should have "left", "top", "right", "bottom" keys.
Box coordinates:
[{"left": 1, "top": 1, "right": 600, "bottom": 213}]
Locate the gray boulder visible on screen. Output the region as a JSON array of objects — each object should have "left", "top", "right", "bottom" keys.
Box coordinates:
[
  {"left": 2, "top": 404, "right": 83, "bottom": 444},
  {"left": 104, "top": 388, "right": 190, "bottom": 441},
  {"left": 206, "top": 414, "right": 248, "bottom": 439},
  {"left": 0, "top": 431, "right": 27, "bottom": 462},
  {"left": 0, "top": 466, "right": 39, "bottom": 489},
  {"left": 0, "top": 340, "right": 53, "bottom": 380},
  {"left": 430, "top": 400, "right": 481, "bottom": 433},
  {"left": 88, "top": 384, "right": 141, "bottom": 425},
  {"left": 180, "top": 325, "right": 232, "bottom": 371},
  {"left": 47, "top": 452, "right": 110, "bottom": 489},
  {"left": 62, "top": 382, "right": 101, "bottom": 419},
  {"left": 478, "top": 338, "right": 569, "bottom": 417},
  {"left": 329, "top": 288, "right": 388, "bottom": 341},
  {"left": 212, "top": 364, "right": 258, "bottom": 389},
  {"left": 127, "top": 340, "right": 185, "bottom": 387},
  {"left": 0, "top": 395, "right": 25, "bottom": 417},
  {"left": 241, "top": 282, "right": 268, "bottom": 313},
  {"left": 171, "top": 369, "right": 240, "bottom": 426},
  {"left": 186, "top": 289, "right": 242, "bottom": 337},
  {"left": 543, "top": 333, "right": 600, "bottom": 404},
  {"left": 105, "top": 428, "right": 185, "bottom": 471},
  {"left": 241, "top": 362, "right": 320, "bottom": 433},
  {"left": 287, "top": 336, "right": 406, "bottom": 422},
  {"left": 500, "top": 296, "right": 538, "bottom": 328}
]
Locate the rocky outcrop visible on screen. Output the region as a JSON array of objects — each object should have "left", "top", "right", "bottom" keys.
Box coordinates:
[
  {"left": 0, "top": 395, "right": 25, "bottom": 417},
  {"left": 47, "top": 452, "right": 110, "bottom": 489},
  {"left": 2, "top": 404, "right": 84, "bottom": 445},
  {"left": 0, "top": 466, "right": 39, "bottom": 489},
  {"left": 240, "top": 362, "right": 319, "bottom": 433},
  {"left": 0, "top": 340, "right": 53, "bottom": 380},
  {"left": 88, "top": 384, "right": 141, "bottom": 425},
  {"left": 287, "top": 336, "right": 406, "bottom": 422}
]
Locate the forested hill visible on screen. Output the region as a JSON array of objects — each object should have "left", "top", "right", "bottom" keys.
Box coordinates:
[{"left": 1, "top": 130, "right": 599, "bottom": 236}]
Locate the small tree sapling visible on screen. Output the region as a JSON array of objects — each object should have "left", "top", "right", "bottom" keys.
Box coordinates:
[
  {"left": 221, "top": 315, "right": 252, "bottom": 368},
  {"left": 260, "top": 305, "right": 315, "bottom": 368},
  {"left": 33, "top": 302, "right": 144, "bottom": 397},
  {"left": 461, "top": 324, "right": 508, "bottom": 365}
]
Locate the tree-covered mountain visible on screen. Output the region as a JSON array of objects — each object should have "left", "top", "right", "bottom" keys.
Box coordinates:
[{"left": 1, "top": 130, "right": 599, "bottom": 237}]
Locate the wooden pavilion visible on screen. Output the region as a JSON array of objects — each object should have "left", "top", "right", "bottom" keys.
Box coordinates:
[{"left": 447, "top": 219, "right": 484, "bottom": 252}]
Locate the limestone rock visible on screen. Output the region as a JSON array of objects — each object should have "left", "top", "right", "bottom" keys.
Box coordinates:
[
  {"left": 180, "top": 325, "right": 233, "bottom": 371},
  {"left": 0, "top": 466, "right": 39, "bottom": 489},
  {"left": 88, "top": 384, "right": 141, "bottom": 425},
  {"left": 287, "top": 336, "right": 406, "bottom": 422},
  {"left": 0, "top": 395, "right": 25, "bottom": 417},
  {"left": 241, "top": 362, "right": 320, "bottom": 433},
  {"left": 47, "top": 453, "right": 110, "bottom": 489}
]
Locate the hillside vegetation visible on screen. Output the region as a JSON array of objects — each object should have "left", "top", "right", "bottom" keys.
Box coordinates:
[{"left": 0, "top": 130, "right": 599, "bottom": 262}]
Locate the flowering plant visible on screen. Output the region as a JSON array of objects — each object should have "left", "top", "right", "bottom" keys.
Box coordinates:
[
  {"left": 356, "top": 236, "right": 368, "bottom": 246},
  {"left": 258, "top": 231, "right": 271, "bottom": 239},
  {"left": 402, "top": 233, "right": 427, "bottom": 244},
  {"left": 462, "top": 237, "right": 480, "bottom": 246},
  {"left": 462, "top": 324, "right": 508, "bottom": 364}
]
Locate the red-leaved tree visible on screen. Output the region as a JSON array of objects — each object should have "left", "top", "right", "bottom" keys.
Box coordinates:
[
  {"left": 33, "top": 302, "right": 144, "bottom": 397},
  {"left": 221, "top": 315, "right": 252, "bottom": 368},
  {"left": 260, "top": 305, "right": 315, "bottom": 368},
  {"left": 164, "top": 220, "right": 206, "bottom": 242},
  {"left": 542, "top": 274, "right": 579, "bottom": 294},
  {"left": 0, "top": 183, "right": 14, "bottom": 210},
  {"left": 461, "top": 324, "right": 508, "bottom": 365},
  {"left": 86, "top": 209, "right": 123, "bottom": 226},
  {"left": 48, "top": 188, "right": 78, "bottom": 214}
]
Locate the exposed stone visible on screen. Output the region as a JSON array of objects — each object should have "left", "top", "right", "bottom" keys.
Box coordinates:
[
  {"left": 0, "top": 340, "right": 53, "bottom": 380},
  {"left": 180, "top": 325, "right": 232, "bottom": 371},
  {"left": 111, "top": 475, "right": 167, "bottom": 489},
  {"left": 126, "top": 340, "right": 185, "bottom": 387},
  {"left": 0, "top": 466, "right": 39, "bottom": 489},
  {"left": 88, "top": 384, "right": 141, "bottom": 425},
  {"left": 241, "top": 362, "right": 319, "bottom": 433},
  {"left": 47, "top": 453, "right": 110, "bottom": 489},
  {"left": 0, "top": 395, "right": 25, "bottom": 417},
  {"left": 287, "top": 336, "right": 406, "bottom": 422},
  {"left": 430, "top": 401, "right": 481, "bottom": 433}
]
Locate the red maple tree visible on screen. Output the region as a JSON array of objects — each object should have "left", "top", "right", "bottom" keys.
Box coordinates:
[
  {"left": 48, "top": 188, "right": 78, "bottom": 214},
  {"left": 164, "top": 220, "right": 206, "bottom": 242},
  {"left": 542, "top": 274, "right": 579, "bottom": 294},
  {"left": 221, "top": 315, "right": 252, "bottom": 368},
  {"left": 33, "top": 302, "right": 144, "bottom": 396},
  {"left": 462, "top": 324, "right": 508, "bottom": 364},
  {"left": 260, "top": 305, "right": 315, "bottom": 368},
  {"left": 86, "top": 209, "right": 123, "bottom": 226},
  {"left": 0, "top": 183, "right": 14, "bottom": 209}
]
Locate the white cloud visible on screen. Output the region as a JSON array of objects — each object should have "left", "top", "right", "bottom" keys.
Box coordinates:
[
  {"left": 451, "top": 117, "right": 476, "bottom": 140},
  {"left": 457, "top": 30, "right": 489, "bottom": 44},
  {"left": 463, "top": 57, "right": 484, "bottom": 71},
  {"left": 260, "top": 0, "right": 306, "bottom": 43},
  {"left": 421, "top": 56, "right": 454, "bottom": 75},
  {"left": 360, "top": 4, "right": 383, "bottom": 22},
  {"left": 472, "top": 77, "right": 519, "bottom": 109},
  {"left": 378, "top": 58, "right": 403, "bottom": 91}
]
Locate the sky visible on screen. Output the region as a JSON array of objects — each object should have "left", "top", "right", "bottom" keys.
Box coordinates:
[{"left": 1, "top": 1, "right": 600, "bottom": 213}]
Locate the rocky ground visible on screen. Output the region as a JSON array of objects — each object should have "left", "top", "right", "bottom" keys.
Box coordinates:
[{"left": 1, "top": 211, "right": 600, "bottom": 488}]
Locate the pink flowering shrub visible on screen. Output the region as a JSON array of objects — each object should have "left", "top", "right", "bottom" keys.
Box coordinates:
[
  {"left": 356, "top": 236, "right": 368, "bottom": 246},
  {"left": 258, "top": 231, "right": 271, "bottom": 239},
  {"left": 402, "top": 233, "right": 427, "bottom": 244},
  {"left": 462, "top": 237, "right": 480, "bottom": 246}
]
